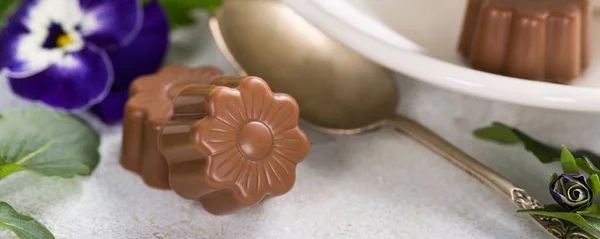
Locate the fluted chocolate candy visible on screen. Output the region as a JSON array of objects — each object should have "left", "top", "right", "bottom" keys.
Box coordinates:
[
  {"left": 458, "top": 0, "right": 591, "bottom": 84},
  {"left": 159, "top": 76, "right": 310, "bottom": 215},
  {"left": 122, "top": 65, "right": 225, "bottom": 189}
]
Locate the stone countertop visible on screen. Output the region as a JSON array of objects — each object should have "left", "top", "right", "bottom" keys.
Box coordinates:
[{"left": 2, "top": 11, "right": 597, "bottom": 239}]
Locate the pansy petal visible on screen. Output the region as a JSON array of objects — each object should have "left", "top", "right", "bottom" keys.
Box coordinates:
[
  {"left": 108, "top": 0, "right": 168, "bottom": 90},
  {"left": 89, "top": 89, "right": 128, "bottom": 124},
  {"left": 79, "top": 0, "right": 142, "bottom": 48},
  {"left": 0, "top": 0, "right": 48, "bottom": 77},
  {"left": 8, "top": 45, "right": 113, "bottom": 110},
  {"left": 29, "top": 0, "right": 84, "bottom": 29},
  {"left": 572, "top": 174, "right": 587, "bottom": 183},
  {"left": 550, "top": 189, "right": 566, "bottom": 204}
]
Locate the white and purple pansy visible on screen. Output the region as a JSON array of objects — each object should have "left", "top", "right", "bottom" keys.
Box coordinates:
[{"left": 0, "top": 0, "right": 169, "bottom": 124}]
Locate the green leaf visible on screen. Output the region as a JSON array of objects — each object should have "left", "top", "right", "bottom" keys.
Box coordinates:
[
  {"left": 561, "top": 146, "right": 579, "bottom": 174},
  {"left": 576, "top": 158, "right": 600, "bottom": 175},
  {"left": 550, "top": 172, "right": 559, "bottom": 181},
  {"left": 0, "top": 202, "right": 54, "bottom": 239},
  {"left": 474, "top": 122, "right": 600, "bottom": 168},
  {"left": 574, "top": 150, "right": 600, "bottom": 171},
  {"left": 519, "top": 207, "right": 600, "bottom": 234},
  {"left": 474, "top": 122, "right": 560, "bottom": 163},
  {"left": 588, "top": 175, "right": 600, "bottom": 197},
  {"left": 540, "top": 204, "right": 567, "bottom": 211},
  {"left": 0, "top": 164, "right": 26, "bottom": 179},
  {"left": 157, "top": 0, "right": 223, "bottom": 29},
  {"left": 577, "top": 204, "right": 600, "bottom": 216},
  {"left": 0, "top": 0, "right": 19, "bottom": 29},
  {"left": 473, "top": 122, "right": 520, "bottom": 144},
  {"left": 0, "top": 108, "right": 100, "bottom": 179}
]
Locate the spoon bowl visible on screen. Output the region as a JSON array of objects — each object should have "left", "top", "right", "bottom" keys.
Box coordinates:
[{"left": 211, "top": 0, "right": 397, "bottom": 131}]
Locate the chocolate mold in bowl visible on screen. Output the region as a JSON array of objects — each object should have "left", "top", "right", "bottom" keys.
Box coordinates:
[
  {"left": 159, "top": 76, "right": 310, "bottom": 215},
  {"left": 458, "top": 0, "right": 591, "bottom": 84},
  {"left": 286, "top": 0, "right": 600, "bottom": 111}
]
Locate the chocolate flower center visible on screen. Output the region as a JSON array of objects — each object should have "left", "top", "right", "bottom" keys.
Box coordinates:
[{"left": 237, "top": 121, "right": 274, "bottom": 161}]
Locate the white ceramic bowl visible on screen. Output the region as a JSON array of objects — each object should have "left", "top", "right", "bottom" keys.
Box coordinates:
[{"left": 286, "top": 0, "right": 600, "bottom": 112}]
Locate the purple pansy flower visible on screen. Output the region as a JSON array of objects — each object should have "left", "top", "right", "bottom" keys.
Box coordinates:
[
  {"left": 0, "top": 0, "right": 169, "bottom": 124},
  {"left": 550, "top": 173, "right": 593, "bottom": 211}
]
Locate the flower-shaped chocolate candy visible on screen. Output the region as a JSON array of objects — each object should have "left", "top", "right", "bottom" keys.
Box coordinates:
[
  {"left": 550, "top": 174, "right": 593, "bottom": 211},
  {"left": 160, "top": 76, "right": 310, "bottom": 215}
]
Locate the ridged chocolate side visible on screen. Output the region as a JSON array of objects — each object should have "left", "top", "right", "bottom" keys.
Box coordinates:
[
  {"left": 121, "top": 66, "right": 224, "bottom": 189},
  {"left": 158, "top": 86, "right": 215, "bottom": 199},
  {"left": 159, "top": 80, "right": 257, "bottom": 215},
  {"left": 457, "top": 0, "right": 591, "bottom": 83}
]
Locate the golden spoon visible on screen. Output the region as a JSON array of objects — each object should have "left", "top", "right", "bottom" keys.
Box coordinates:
[{"left": 209, "top": 0, "right": 589, "bottom": 237}]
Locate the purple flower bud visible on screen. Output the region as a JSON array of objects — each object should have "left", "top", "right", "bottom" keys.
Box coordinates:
[{"left": 549, "top": 174, "right": 593, "bottom": 211}]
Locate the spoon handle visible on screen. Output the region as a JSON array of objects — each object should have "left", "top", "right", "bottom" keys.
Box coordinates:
[
  {"left": 387, "top": 114, "right": 591, "bottom": 238},
  {"left": 388, "top": 115, "right": 516, "bottom": 199}
]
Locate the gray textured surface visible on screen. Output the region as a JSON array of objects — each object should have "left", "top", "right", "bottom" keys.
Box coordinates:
[{"left": 0, "top": 10, "right": 591, "bottom": 239}]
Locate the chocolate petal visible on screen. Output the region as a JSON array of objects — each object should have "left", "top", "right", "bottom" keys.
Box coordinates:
[
  {"left": 233, "top": 161, "right": 270, "bottom": 203},
  {"left": 237, "top": 77, "right": 275, "bottom": 121},
  {"left": 207, "top": 149, "right": 245, "bottom": 185},
  {"left": 205, "top": 87, "right": 247, "bottom": 127},
  {"left": 263, "top": 154, "right": 298, "bottom": 196},
  {"left": 272, "top": 127, "right": 310, "bottom": 164}
]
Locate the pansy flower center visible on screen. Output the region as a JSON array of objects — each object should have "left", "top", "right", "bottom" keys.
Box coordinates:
[
  {"left": 56, "top": 34, "right": 73, "bottom": 48},
  {"left": 42, "top": 23, "right": 82, "bottom": 51}
]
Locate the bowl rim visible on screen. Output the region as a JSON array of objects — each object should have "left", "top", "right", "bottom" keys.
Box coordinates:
[{"left": 286, "top": 0, "right": 600, "bottom": 113}]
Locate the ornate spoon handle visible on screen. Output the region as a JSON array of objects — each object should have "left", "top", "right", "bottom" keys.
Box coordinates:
[{"left": 387, "top": 115, "right": 593, "bottom": 239}]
